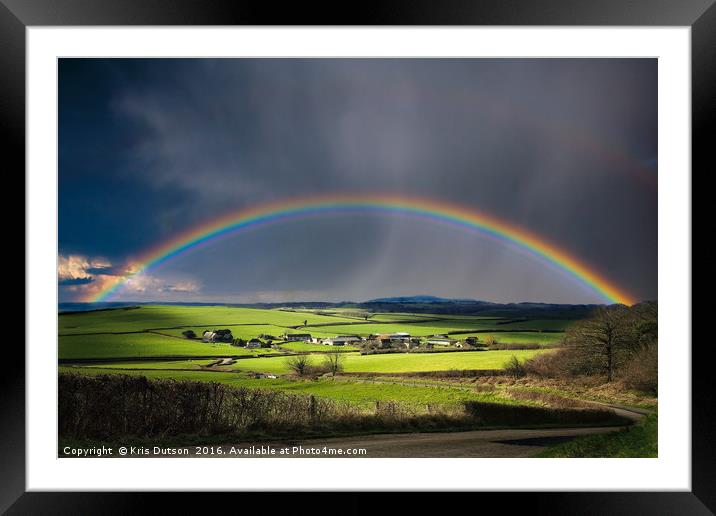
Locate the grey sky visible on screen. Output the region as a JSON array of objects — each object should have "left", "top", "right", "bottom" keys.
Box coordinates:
[{"left": 58, "top": 58, "right": 657, "bottom": 304}]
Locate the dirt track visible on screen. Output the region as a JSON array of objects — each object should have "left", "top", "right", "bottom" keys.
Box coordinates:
[
  {"left": 179, "top": 425, "right": 628, "bottom": 458},
  {"left": 285, "top": 426, "right": 629, "bottom": 457},
  {"left": 194, "top": 404, "right": 646, "bottom": 458}
]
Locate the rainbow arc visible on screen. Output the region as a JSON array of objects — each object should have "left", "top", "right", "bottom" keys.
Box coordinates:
[{"left": 89, "top": 194, "right": 636, "bottom": 305}]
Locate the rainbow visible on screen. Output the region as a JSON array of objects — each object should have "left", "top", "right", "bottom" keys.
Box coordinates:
[{"left": 89, "top": 194, "right": 636, "bottom": 305}]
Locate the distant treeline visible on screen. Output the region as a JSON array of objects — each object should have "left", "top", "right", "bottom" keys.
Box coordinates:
[{"left": 58, "top": 300, "right": 604, "bottom": 319}]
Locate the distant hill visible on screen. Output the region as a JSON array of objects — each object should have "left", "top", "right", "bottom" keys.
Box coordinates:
[
  {"left": 366, "top": 295, "right": 486, "bottom": 304},
  {"left": 59, "top": 297, "right": 604, "bottom": 320}
]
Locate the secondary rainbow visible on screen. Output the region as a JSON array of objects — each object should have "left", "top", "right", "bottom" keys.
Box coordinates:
[{"left": 89, "top": 194, "right": 636, "bottom": 305}]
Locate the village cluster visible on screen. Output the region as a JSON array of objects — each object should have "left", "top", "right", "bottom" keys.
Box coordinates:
[{"left": 184, "top": 328, "right": 481, "bottom": 350}]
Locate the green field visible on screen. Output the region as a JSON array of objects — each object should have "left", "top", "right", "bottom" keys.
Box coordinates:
[
  {"left": 71, "top": 348, "right": 545, "bottom": 374},
  {"left": 58, "top": 305, "right": 565, "bottom": 359},
  {"left": 154, "top": 325, "right": 334, "bottom": 340},
  {"left": 456, "top": 332, "right": 563, "bottom": 346},
  {"left": 335, "top": 350, "right": 545, "bottom": 373},
  {"left": 306, "top": 319, "right": 569, "bottom": 338},
  {"left": 59, "top": 366, "right": 533, "bottom": 408},
  {"left": 490, "top": 319, "right": 573, "bottom": 331},
  {"left": 59, "top": 305, "right": 357, "bottom": 335},
  {"left": 59, "top": 306, "right": 558, "bottom": 412},
  {"left": 278, "top": 342, "right": 358, "bottom": 352},
  {"left": 538, "top": 413, "right": 657, "bottom": 457},
  {"left": 308, "top": 322, "right": 465, "bottom": 336},
  {"left": 57, "top": 305, "right": 656, "bottom": 454},
  {"left": 363, "top": 313, "right": 479, "bottom": 322},
  {"left": 58, "top": 333, "right": 281, "bottom": 360}
]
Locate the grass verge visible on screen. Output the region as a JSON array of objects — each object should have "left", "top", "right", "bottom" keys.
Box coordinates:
[{"left": 536, "top": 413, "right": 657, "bottom": 457}]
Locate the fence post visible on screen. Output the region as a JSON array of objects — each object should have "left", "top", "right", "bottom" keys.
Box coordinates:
[{"left": 309, "top": 395, "right": 317, "bottom": 419}]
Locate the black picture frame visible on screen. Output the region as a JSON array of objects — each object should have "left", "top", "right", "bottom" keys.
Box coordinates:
[{"left": 5, "top": 0, "right": 709, "bottom": 512}]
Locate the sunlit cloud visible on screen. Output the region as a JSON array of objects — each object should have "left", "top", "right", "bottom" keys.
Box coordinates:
[{"left": 58, "top": 254, "right": 200, "bottom": 301}]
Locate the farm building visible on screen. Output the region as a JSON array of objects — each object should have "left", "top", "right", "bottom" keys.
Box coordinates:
[
  {"left": 404, "top": 338, "right": 421, "bottom": 349},
  {"left": 202, "top": 329, "right": 233, "bottom": 343},
  {"left": 284, "top": 333, "right": 312, "bottom": 342},
  {"left": 390, "top": 333, "right": 411, "bottom": 346},
  {"left": 367, "top": 333, "right": 399, "bottom": 348},
  {"left": 369, "top": 332, "right": 412, "bottom": 346},
  {"left": 324, "top": 335, "right": 363, "bottom": 346},
  {"left": 465, "top": 337, "right": 480, "bottom": 346},
  {"left": 245, "top": 338, "right": 264, "bottom": 349},
  {"left": 427, "top": 337, "right": 459, "bottom": 346}
]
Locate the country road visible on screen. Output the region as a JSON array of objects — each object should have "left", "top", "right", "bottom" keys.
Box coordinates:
[
  {"left": 66, "top": 406, "right": 647, "bottom": 459},
  {"left": 61, "top": 423, "right": 634, "bottom": 459},
  {"left": 61, "top": 410, "right": 648, "bottom": 459},
  {"left": 180, "top": 425, "right": 631, "bottom": 459},
  {"left": 196, "top": 404, "right": 647, "bottom": 458},
  {"left": 266, "top": 426, "right": 627, "bottom": 458}
]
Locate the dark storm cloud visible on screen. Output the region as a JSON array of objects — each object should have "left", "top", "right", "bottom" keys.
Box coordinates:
[
  {"left": 58, "top": 277, "right": 95, "bottom": 286},
  {"left": 59, "top": 58, "right": 657, "bottom": 304}
]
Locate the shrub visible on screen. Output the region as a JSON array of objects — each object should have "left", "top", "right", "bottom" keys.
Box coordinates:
[
  {"left": 619, "top": 344, "right": 657, "bottom": 394},
  {"left": 524, "top": 303, "right": 658, "bottom": 387},
  {"left": 522, "top": 348, "right": 575, "bottom": 377},
  {"left": 483, "top": 335, "right": 499, "bottom": 347},
  {"left": 503, "top": 355, "right": 526, "bottom": 378},
  {"left": 488, "top": 342, "right": 541, "bottom": 350},
  {"left": 58, "top": 373, "right": 360, "bottom": 438},
  {"left": 463, "top": 400, "right": 628, "bottom": 427},
  {"left": 286, "top": 355, "right": 312, "bottom": 376},
  {"left": 323, "top": 352, "right": 345, "bottom": 375},
  {"left": 58, "top": 373, "right": 629, "bottom": 441},
  {"left": 561, "top": 304, "right": 657, "bottom": 382}
]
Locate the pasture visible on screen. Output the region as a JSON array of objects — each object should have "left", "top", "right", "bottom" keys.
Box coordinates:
[
  {"left": 59, "top": 305, "right": 357, "bottom": 335},
  {"left": 455, "top": 332, "right": 563, "bottom": 346},
  {"left": 154, "top": 325, "right": 334, "bottom": 340},
  {"left": 67, "top": 348, "right": 545, "bottom": 374},
  {"left": 56, "top": 305, "right": 657, "bottom": 455},
  {"left": 278, "top": 341, "right": 359, "bottom": 352},
  {"left": 59, "top": 366, "right": 534, "bottom": 408},
  {"left": 58, "top": 333, "right": 281, "bottom": 360},
  {"left": 58, "top": 305, "right": 560, "bottom": 414},
  {"left": 58, "top": 305, "right": 566, "bottom": 360}
]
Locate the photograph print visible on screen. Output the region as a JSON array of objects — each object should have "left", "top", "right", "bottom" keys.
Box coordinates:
[{"left": 58, "top": 58, "right": 657, "bottom": 459}]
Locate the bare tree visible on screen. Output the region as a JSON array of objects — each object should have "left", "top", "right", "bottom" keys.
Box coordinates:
[
  {"left": 323, "top": 352, "right": 345, "bottom": 376},
  {"left": 564, "top": 305, "right": 632, "bottom": 381},
  {"left": 287, "top": 355, "right": 311, "bottom": 376},
  {"left": 629, "top": 301, "right": 658, "bottom": 350},
  {"left": 523, "top": 303, "right": 657, "bottom": 384}
]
